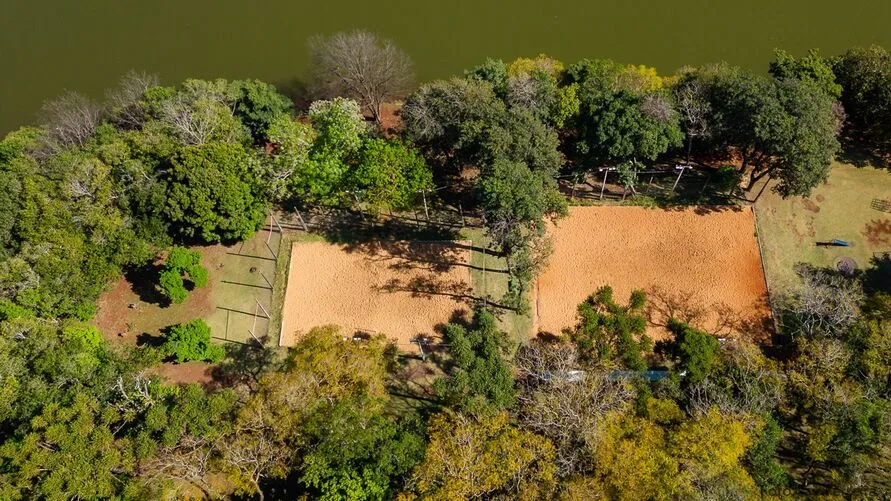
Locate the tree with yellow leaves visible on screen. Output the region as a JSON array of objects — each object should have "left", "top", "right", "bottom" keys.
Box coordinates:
[{"left": 411, "top": 411, "right": 556, "bottom": 499}]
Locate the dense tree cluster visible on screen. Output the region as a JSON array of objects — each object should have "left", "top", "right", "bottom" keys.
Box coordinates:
[
  {"left": 1, "top": 41, "right": 889, "bottom": 499},
  {"left": 0, "top": 76, "right": 432, "bottom": 321}
]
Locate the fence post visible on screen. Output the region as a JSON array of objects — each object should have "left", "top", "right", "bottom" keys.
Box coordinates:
[{"left": 293, "top": 211, "right": 308, "bottom": 232}]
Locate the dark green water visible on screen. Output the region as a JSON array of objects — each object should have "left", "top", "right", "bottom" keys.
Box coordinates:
[{"left": 3, "top": 0, "right": 890, "bottom": 134}]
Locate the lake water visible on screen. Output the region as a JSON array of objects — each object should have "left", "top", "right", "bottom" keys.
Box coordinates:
[{"left": 2, "top": 0, "right": 890, "bottom": 134}]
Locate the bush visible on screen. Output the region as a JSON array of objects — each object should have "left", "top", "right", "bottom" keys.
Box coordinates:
[
  {"left": 166, "top": 246, "right": 200, "bottom": 271},
  {"left": 163, "top": 319, "right": 224, "bottom": 363},
  {"left": 186, "top": 264, "right": 209, "bottom": 288},
  {"left": 714, "top": 165, "right": 741, "bottom": 194},
  {"left": 0, "top": 299, "right": 34, "bottom": 321},
  {"left": 159, "top": 269, "right": 188, "bottom": 304},
  {"left": 158, "top": 246, "right": 209, "bottom": 304}
]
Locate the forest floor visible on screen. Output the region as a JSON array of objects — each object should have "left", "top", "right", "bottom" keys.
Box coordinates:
[
  {"left": 754, "top": 162, "right": 891, "bottom": 292},
  {"left": 535, "top": 206, "right": 771, "bottom": 342}
]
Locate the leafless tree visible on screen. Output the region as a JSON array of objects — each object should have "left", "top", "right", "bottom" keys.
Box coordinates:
[
  {"left": 674, "top": 79, "right": 711, "bottom": 161},
  {"left": 777, "top": 265, "right": 863, "bottom": 339},
  {"left": 160, "top": 94, "right": 238, "bottom": 145},
  {"left": 507, "top": 75, "right": 541, "bottom": 111},
  {"left": 515, "top": 340, "right": 634, "bottom": 476},
  {"left": 308, "top": 30, "right": 414, "bottom": 124},
  {"left": 111, "top": 371, "right": 156, "bottom": 415},
  {"left": 687, "top": 339, "right": 786, "bottom": 418},
  {"left": 39, "top": 91, "right": 103, "bottom": 148},
  {"left": 105, "top": 70, "right": 160, "bottom": 128},
  {"left": 640, "top": 94, "right": 675, "bottom": 124},
  {"left": 218, "top": 425, "right": 290, "bottom": 501},
  {"left": 139, "top": 435, "right": 219, "bottom": 499}
]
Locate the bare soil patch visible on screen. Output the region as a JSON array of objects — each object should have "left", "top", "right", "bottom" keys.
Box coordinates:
[
  {"left": 536, "top": 206, "right": 770, "bottom": 341},
  {"left": 802, "top": 198, "right": 821, "bottom": 213},
  {"left": 280, "top": 240, "right": 472, "bottom": 351},
  {"left": 864, "top": 219, "right": 891, "bottom": 247}
]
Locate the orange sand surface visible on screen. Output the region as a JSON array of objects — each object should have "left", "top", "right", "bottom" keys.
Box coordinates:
[
  {"left": 281, "top": 240, "right": 472, "bottom": 350},
  {"left": 536, "top": 206, "right": 770, "bottom": 340}
]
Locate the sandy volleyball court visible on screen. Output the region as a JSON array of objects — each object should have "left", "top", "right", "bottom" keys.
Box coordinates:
[
  {"left": 280, "top": 240, "right": 472, "bottom": 350},
  {"left": 536, "top": 206, "right": 770, "bottom": 340}
]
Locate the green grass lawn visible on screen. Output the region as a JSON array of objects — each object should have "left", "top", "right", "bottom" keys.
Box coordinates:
[
  {"left": 755, "top": 162, "right": 891, "bottom": 291},
  {"left": 204, "top": 228, "right": 281, "bottom": 346},
  {"left": 461, "top": 228, "right": 534, "bottom": 344}
]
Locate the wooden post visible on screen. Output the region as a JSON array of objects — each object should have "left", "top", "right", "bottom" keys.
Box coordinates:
[
  {"left": 415, "top": 338, "right": 427, "bottom": 361},
  {"left": 422, "top": 190, "right": 430, "bottom": 222},
  {"left": 266, "top": 214, "right": 273, "bottom": 243},
  {"left": 482, "top": 243, "right": 487, "bottom": 307},
  {"left": 225, "top": 309, "right": 231, "bottom": 341},
  {"left": 249, "top": 302, "right": 258, "bottom": 342},
  {"left": 672, "top": 165, "right": 687, "bottom": 192},
  {"left": 264, "top": 240, "right": 277, "bottom": 259},
  {"left": 646, "top": 174, "right": 654, "bottom": 194},
  {"left": 259, "top": 271, "right": 273, "bottom": 289},
  {"left": 294, "top": 211, "right": 308, "bottom": 232},
  {"left": 352, "top": 192, "right": 365, "bottom": 220},
  {"left": 600, "top": 169, "right": 609, "bottom": 200},
  {"left": 255, "top": 298, "right": 271, "bottom": 319},
  {"left": 458, "top": 203, "right": 465, "bottom": 227},
  {"left": 699, "top": 172, "right": 713, "bottom": 197}
]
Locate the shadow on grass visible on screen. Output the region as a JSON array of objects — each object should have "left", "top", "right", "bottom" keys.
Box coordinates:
[
  {"left": 210, "top": 335, "right": 279, "bottom": 391},
  {"left": 864, "top": 252, "right": 891, "bottom": 295},
  {"left": 316, "top": 208, "right": 462, "bottom": 244},
  {"left": 836, "top": 137, "right": 890, "bottom": 170}
]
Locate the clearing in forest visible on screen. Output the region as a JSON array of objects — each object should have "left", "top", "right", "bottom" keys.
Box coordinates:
[
  {"left": 93, "top": 227, "right": 281, "bottom": 385},
  {"left": 280, "top": 240, "right": 473, "bottom": 351},
  {"left": 535, "top": 206, "right": 771, "bottom": 341},
  {"left": 754, "top": 162, "right": 891, "bottom": 290}
]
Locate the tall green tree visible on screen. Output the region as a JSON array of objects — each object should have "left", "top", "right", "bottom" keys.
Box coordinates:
[
  {"left": 300, "top": 400, "right": 425, "bottom": 500},
  {"left": 166, "top": 142, "right": 267, "bottom": 242},
  {"left": 566, "top": 286, "right": 651, "bottom": 370},
  {"left": 0, "top": 392, "right": 135, "bottom": 500},
  {"left": 832, "top": 45, "right": 891, "bottom": 155},
  {"left": 228, "top": 79, "right": 293, "bottom": 143},
  {"left": 163, "top": 319, "right": 224, "bottom": 363},
  {"left": 434, "top": 308, "right": 517, "bottom": 415},
  {"left": 479, "top": 159, "right": 566, "bottom": 309},
  {"left": 664, "top": 318, "right": 721, "bottom": 383},
  {"left": 350, "top": 138, "right": 433, "bottom": 212},
  {"left": 770, "top": 49, "right": 842, "bottom": 99},
  {"left": 412, "top": 411, "right": 556, "bottom": 499}
]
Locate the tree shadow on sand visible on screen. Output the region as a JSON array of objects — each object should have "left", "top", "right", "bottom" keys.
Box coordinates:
[
  {"left": 341, "top": 240, "right": 508, "bottom": 275},
  {"left": 646, "top": 286, "right": 773, "bottom": 343},
  {"left": 375, "top": 275, "right": 477, "bottom": 305}
]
